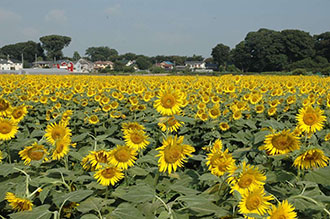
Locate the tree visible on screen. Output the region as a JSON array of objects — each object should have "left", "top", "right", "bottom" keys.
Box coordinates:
[
  {"left": 85, "top": 46, "right": 118, "bottom": 62},
  {"left": 315, "top": 32, "right": 330, "bottom": 62},
  {"left": 1, "top": 41, "right": 44, "bottom": 63},
  {"left": 136, "top": 56, "right": 152, "bottom": 70},
  {"left": 231, "top": 41, "right": 252, "bottom": 72},
  {"left": 121, "top": 52, "right": 137, "bottom": 61},
  {"left": 186, "top": 54, "right": 204, "bottom": 61},
  {"left": 39, "top": 35, "right": 71, "bottom": 60},
  {"left": 72, "top": 51, "right": 81, "bottom": 61},
  {"left": 281, "top": 29, "right": 315, "bottom": 63},
  {"left": 211, "top": 43, "right": 230, "bottom": 66}
]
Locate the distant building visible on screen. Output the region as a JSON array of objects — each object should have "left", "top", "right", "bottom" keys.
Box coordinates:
[
  {"left": 205, "top": 63, "right": 218, "bottom": 71},
  {"left": 74, "top": 58, "right": 94, "bottom": 73},
  {"left": 185, "top": 61, "right": 206, "bottom": 70},
  {"left": 155, "top": 61, "right": 174, "bottom": 70},
  {"left": 32, "top": 61, "right": 53, "bottom": 68},
  {"left": 0, "top": 59, "right": 23, "bottom": 70},
  {"left": 94, "top": 61, "right": 114, "bottom": 71}
]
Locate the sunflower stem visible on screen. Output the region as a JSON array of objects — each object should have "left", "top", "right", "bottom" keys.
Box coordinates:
[
  {"left": 6, "top": 143, "right": 11, "bottom": 164},
  {"left": 155, "top": 195, "right": 173, "bottom": 219},
  {"left": 14, "top": 167, "right": 30, "bottom": 197}
]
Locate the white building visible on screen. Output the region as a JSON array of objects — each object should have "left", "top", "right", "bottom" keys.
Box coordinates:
[
  {"left": 74, "top": 58, "right": 94, "bottom": 73},
  {"left": 185, "top": 61, "right": 206, "bottom": 70},
  {"left": 0, "top": 59, "right": 23, "bottom": 70}
]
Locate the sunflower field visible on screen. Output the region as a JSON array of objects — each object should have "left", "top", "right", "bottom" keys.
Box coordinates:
[{"left": 0, "top": 74, "right": 329, "bottom": 219}]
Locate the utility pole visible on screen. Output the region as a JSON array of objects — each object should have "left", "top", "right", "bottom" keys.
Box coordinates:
[{"left": 21, "top": 52, "right": 24, "bottom": 68}]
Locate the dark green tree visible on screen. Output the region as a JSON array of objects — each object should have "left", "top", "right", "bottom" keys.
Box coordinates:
[
  {"left": 136, "top": 56, "right": 152, "bottom": 70},
  {"left": 281, "top": 29, "right": 315, "bottom": 63},
  {"left": 230, "top": 41, "right": 252, "bottom": 72},
  {"left": 72, "top": 51, "right": 81, "bottom": 61},
  {"left": 186, "top": 54, "right": 204, "bottom": 61},
  {"left": 39, "top": 35, "right": 71, "bottom": 60},
  {"left": 315, "top": 32, "right": 330, "bottom": 62},
  {"left": 85, "top": 46, "right": 118, "bottom": 62},
  {"left": 211, "top": 43, "right": 230, "bottom": 66},
  {"left": 1, "top": 41, "right": 44, "bottom": 63}
]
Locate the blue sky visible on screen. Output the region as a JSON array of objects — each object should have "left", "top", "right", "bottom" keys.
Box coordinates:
[{"left": 0, "top": 0, "right": 329, "bottom": 58}]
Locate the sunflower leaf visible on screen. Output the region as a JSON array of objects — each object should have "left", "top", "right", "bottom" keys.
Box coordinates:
[{"left": 9, "top": 204, "right": 52, "bottom": 219}]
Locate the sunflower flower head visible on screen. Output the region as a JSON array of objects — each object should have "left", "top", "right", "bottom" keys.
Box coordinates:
[
  {"left": 19, "top": 142, "right": 48, "bottom": 165},
  {"left": 293, "top": 148, "right": 329, "bottom": 170},
  {"left": 0, "top": 117, "right": 18, "bottom": 141},
  {"left": 94, "top": 165, "right": 124, "bottom": 186},
  {"left": 154, "top": 87, "right": 184, "bottom": 116},
  {"left": 156, "top": 135, "right": 195, "bottom": 174},
  {"left": 296, "top": 105, "right": 326, "bottom": 133},
  {"left": 81, "top": 150, "right": 111, "bottom": 171},
  {"left": 263, "top": 130, "right": 300, "bottom": 155},
  {"left": 109, "top": 145, "right": 137, "bottom": 170},
  {"left": 158, "top": 116, "right": 184, "bottom": 133},
  {"left": 5, "top": 192, "right": 33, "bottom": 211},
  {"left": 45, "top": 121, "right": 72, "bottom": 145},
  {"left": 267, "top": 200, "right": 297, "bottom": 219},
  {"left": 123, "top": 129, "right": 149, "bottom": 151}
]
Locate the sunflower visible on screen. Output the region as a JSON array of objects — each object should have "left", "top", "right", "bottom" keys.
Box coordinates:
[
  {"left": 45, "top": 121, "right": 72, "bottom": 145},
  {"left": 51, "top": 137, "right": 71, "bottom": 160},
  {"left": 81, "top": 150, "right": 111, "bottom": 171},
  {"left": 158, "top": 116, "right": 184, "bottom": 133},
  {"left": 268, "top": 107, "right": 277, "bottom": 116},
  {"left": 121, "top": 122, "right": 145, "bottom": 134},
  {"left": 18, "top": 143, "right": 48, "bottom": 165},
  {"left": 0, "top": 150, "right": 3, "bottom": 162},
  {"left": 0, "top": 118, "right": 18, "bottom": 141},
  {"left": 123, "top": 129, "right": 149, "bottom": 151},
  {"left": 154, "top": 88, "right": 183, "bottom": 116},
  {"left": 255, "top": 105, "right": 265, "bottom": 114},
  {"left": 267, "top": 200, "right": 297, "bottom": 219},
  {"left": 293, "top": 149, "right": 329, "bottom": 170},
  {"left": 156, "top": 135, "right": 195, "bottom": 174},
  {"left": 5, "top": 192, "right": 33, "bottom": 211},
  {"left": 10, "top": 105, "right": 28, "bottom": 122},
  {"left": 88, "top": 115, "right": 99, "bottom": 124},
  {"left": 296, "top": 106, "right": 326, "bottom": 133},
  {"left": 0, "top": 98, "right": 12, "bottom": 116},
  {"left": 238, "top": 187, "right": 273, "bottom": 218},
  {"left": 61, "top": 110, "right": 73, "bottom": 123},
  {"left": 206, "top": 141, "right": 235, "bottom": 177},
  {"left": 229, "top": 162, "right": 266, "bottom": 194},
  {"left": 325, "top": 133, "right": 330, "bottom": 141},
  {"left": 219, "top": 122, "right": 230, "bottom": 131},
  {"left": 263, "top": 130, "right": 300, "bottom": 155},
  {"left": 94, "top": 165, "right": 124, "bottom": 186},
  {"left": 232, "top": 110, "right": 242, "bottom": 120},
  {"left": 109, "top": 145, "right": 137, "bottom": 170},
  {"left": 208, "top": 105, "right": 221, "bottom": 119}
]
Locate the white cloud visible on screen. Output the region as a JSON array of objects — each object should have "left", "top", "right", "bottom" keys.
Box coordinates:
[
  {"left": 104, "top": 4, "right": 121, "bottom": 16},
  {"left": 0, "top": 8, "right": 21, "bottom": 24},
  {"left": 45, "top": 9, "right": 67, "bottom": 24}
]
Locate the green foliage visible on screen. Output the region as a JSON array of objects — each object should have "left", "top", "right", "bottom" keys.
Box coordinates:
[
  {"left": 136, "top": 56, "right": 152, "bottom": 70},
  {"left": 85, "top": 46, "right": 118, "bottom": 62},
  {"left": 211, "top": 43, "right": 230, "bottom": 66},
  {"left": 39, "top": 35, "right": 71, "bottom": 60},
  {"left": 0, "top": 41, "right": 44, "bottom": 63}
]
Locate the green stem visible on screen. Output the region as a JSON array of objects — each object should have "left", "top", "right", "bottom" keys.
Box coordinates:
[
  {"left": 155, "top": 195, "right": 173, "bottom": 219},
  {"left": 291, "top": 195, "right": 330, "bottom": 216},
  {"left": 14, "top": 167, "right": 30, "bottom": 197},
  {"left": 7, "top": 143, "right": 11, "bottom": 164}
]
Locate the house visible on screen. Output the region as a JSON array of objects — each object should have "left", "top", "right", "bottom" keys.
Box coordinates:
[
  {"left": 32, "top": 61, "right": 53, "bottom": 68},
  {"left": 74, "top": 58, "right": 94, "bottom": 73},
  {"left": 185, "top": 61, "right": 206, "bottom": 70},
  {"left": 0, "top": 59, "right": 23, "bottom": 70},
  {"left": 205, "top": 63, "right": 218, "bottom": 71},
  {"left": 94, "top": 61, "right": 114, "bottom": 71}
]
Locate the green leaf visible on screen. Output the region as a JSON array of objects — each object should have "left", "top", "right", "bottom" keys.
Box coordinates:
[
  {"left": 71, "top": 133, "right": 88, "bottom": 142},
  {"left": 106, "top": 137, "right": 125, "bottom": 145},
  {"left": 253, "top": 130, "right": 270, "bottom": 144},
  {"left": 53, "top": 190, "right": 94, "bottom": 207},
  {"left": 111, "top": 203, "right": 144, "bottom": 219},
  {"left": 304, "top": 166, "right": 330, "bottom": 186},
  {"left": 174, "top": 115, "right": 196, "bottom": 123},
  {"left": 199, "top": 173, "right": 219, "bottom": 182},
  {"left": 30, "top": 129, "right": 45, "bottom": 138},
  {"left": 0, "top": 164, "right": 21, "bottom": 177},
  {"left": 77, "top": 197, "right": 115, "bottom": 213},
  {"left": 169, "top": 184, "right": 199, "bottom": 195},
  {"left": 80, "top": 214, "right": 99, "bottom": 219},
  {"left": 127, "top": 166, "right": 149, "bottom": 176},
  {"left": 115, "top": 184, "right": 155, "bottom": 203},
  {"left": 9, "top": 204, "right": 52, "bottom": 219}
]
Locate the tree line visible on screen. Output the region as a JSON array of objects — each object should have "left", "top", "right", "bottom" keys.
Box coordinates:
[{"left": 0, "top": 29, "right": 329, "bottom": 73}]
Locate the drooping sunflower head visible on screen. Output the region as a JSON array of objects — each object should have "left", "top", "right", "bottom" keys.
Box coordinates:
[
  {"left": 293, "top": 148, "right": 329, "bottom": 170},
  {"left": 296, "top": 106, "right": 326, "bottom": 133},
  {"left": 0, "top": 118, "right": 18, "bottom": 141},
  {"left": 267, "top": 200, "right": 297, "bottom": 219},
  {"left": 156, "top": 135, "right": 195, "bottom": 174},
  {"left": 123, "top": 129, "right": 149, "bottom": 151},
  {"left": 109, "top": 145, "right": 137, "bottom": 170},
  {"left": 154, "top": 88, "right": 184, "bottom": 116},
  {"left": 19, "top": 142, "right": 48, "bottom": 165},
  {"left": 206, "top": 148, "right": 235, "bottom": 177},
  {"left": 51, "top": 137, "right": 71, "bottom": 160},
  {"left": 45, "top": 121, "right": 72, "bottom": 145},
  {"left": 229, "top": 162, "right": 266, "bottom": 194},
  {"left": 11, "top": 105, "right": 28, "bottom": 122},
  {"left": 238, "top": 187, "right": 273, "bottom": 218},
  {"left": 263, "top": 130, "right": 300, "bottom": 155},
  {"left": 0, "top": 98, "right": 12, "bottom": 116},
  {"left": 5, "top": 192, "right": 33, "bottom": 212},
  {"left": 121, "top": 122, "right": 145, "bottom": 134},
  {"left": 158, "top": 116, "right": 184, "bottom": 133},
  {"left": 94, "top": 165, "right": 124, "bottom": 186},
  {"left": 81, "top": 150, "right": 111, "bottom": 171}
]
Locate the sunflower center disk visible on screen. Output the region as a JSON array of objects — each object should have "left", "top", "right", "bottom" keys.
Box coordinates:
[
  {"left": 52, "top": 129, "right": 65, "bottom": 140},
  {"left": 303, "top": 113, "right": 317, "bottom": 125},
  {"left": 246, "top": 196, "right": 261, "bottom": 210},
  {"left": 28, "top": 149, "right": 44, "bottom": 161},
  {"left": 130, "top": 133, "right": 143, "bottom": 144},
  {"left": 161, "top": 95, "right": 176, "bottom": 108},
  {"left": 164, "top": 148, "right": 181, "bottom": 163},
  {"left": 0, "top": 122, "right": 12, "bottom": 134},
  {"left": 238, "top": 174, "right": 254, "bottom": 188},
  {"left": 115, "top": 150, "right": 130, "bottom": 162},
  {"left": 272, "top": 135, "right": 291, "bottom": 150},
  {"left": 102, "top": 168, "right": 116, "bottom": 178}
]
